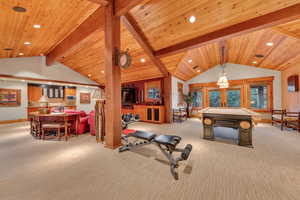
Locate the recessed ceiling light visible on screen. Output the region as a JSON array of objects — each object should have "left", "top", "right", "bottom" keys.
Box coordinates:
[
  {"left": 18, "top": 53, "right": 24, "bottom": 56},
  {"left": 266, "top": 42, "right": 274, "bottom": 47},
  {"left": 188, "top": 16, "right": 196, "bottom": 24},
  {"left": 88, "top": 74, "right": 92, "bottom": 77},
  {"left": 12, "top": 6, "right": 27, "bottom": 13},
  {"left": 140, "top": 58, "right": 146, "bottom": 63},
  {"left": 197, "top": 70, "right": 201, "bottom": 73},
  {"left": 101, "top": 70, "right": 104, "bottom": 74},
  {"left": 24, "top": 42, "right": 31, "bottom": 45},
  {"left": 188, "top": 59, "right": 193, "bottom": 63},
  {"left": 252, "top": 61, "right": 258, "bottom": 64},
  {"left": 33, "top": 24, "right": 41, "bottom": 29}
]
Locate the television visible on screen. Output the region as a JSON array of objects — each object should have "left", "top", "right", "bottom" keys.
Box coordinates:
[{"left": 122, "top": 88, "right": 136, "bottom": 105}]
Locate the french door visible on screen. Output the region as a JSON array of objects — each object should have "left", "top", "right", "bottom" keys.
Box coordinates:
[{"left": 208, "top": 88, "right": 242, "bottom": 107}]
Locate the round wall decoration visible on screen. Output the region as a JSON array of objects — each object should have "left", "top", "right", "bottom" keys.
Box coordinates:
[{"left": 116, "top": 49, "right": 131, "bottom": 69}]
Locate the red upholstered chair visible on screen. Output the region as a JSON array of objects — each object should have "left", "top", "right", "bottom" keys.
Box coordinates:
[
  {"left": 64, "top": 110, "right": 90, "bottom": 134},
  {"left": 89, "top": 111, "right": 96, "bottom": 136}
]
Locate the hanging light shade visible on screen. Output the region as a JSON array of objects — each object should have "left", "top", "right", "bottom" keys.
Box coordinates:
[{"left": 217, "top": 64, "right": 229, "bottom": 88}]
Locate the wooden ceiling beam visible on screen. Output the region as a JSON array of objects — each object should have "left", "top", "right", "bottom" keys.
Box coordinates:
[
  {"left": 87, "top": 0, "right": 109, "bottom": 6},
  {"left": 47, "top": 0, "right": 150, "bottom": 66},
  {"left": 115, "top": 0, "right": 152, "bottom": 16},
  {"left": 155, "top": 3, "right": 300, "bottom": 58},
  {"left": 122, "top": 13, "right": 169, "bottom": 76},
  {"left": 46, "top": 8, "right": 105, "bottom": 66},
  {"left": 219, "top": 40, "right": 228, "bottom": 65}
]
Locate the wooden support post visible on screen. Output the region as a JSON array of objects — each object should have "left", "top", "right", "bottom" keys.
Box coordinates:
[
  {"left": 104, "top": 0, "right": 122, "bottom": 149},
  {"left": 164, "top": 74, "right": 172, "bottom": 123}
]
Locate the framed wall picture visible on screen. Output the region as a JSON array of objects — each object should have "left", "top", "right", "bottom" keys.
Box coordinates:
[
  {"left": 80, "top": 93, "right": 91, "bottom": 104},
  {"left": 0, "top": 89, "right": 21, "bottom": 107},
  {"left": 288, "top": 75, "right": 299, "bottom": 92},
  {"left": 144, "top": 80, "right": 161, "bottom": 102}
]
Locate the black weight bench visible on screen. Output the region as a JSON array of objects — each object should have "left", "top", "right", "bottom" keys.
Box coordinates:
[{"left": 119, "top": 131, "right": 192, "bottom": 180}]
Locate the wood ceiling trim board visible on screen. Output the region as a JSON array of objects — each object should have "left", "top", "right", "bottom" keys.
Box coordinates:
[
  {"left": 272, "top": 27, "right": 300, "bottom": 40},
  {"left": 46, "top": 7, "right": 104, "bottom": 66},
  {"left": 115, "top": 0, "right": 152, "bottom": 16},
  {"left": 154, "top": 3, "right": 300, "bottom": 58},
  {"left": 121, "top": 13, "right": 169, "bottom": 76},
  {"left": 276, "top": 53, "right": 300, "bottom": 70},
  {"left": 87, "top": 0, "right": 109, "bottom": 6},
  {"left": 0, "top": 73, "right": 102, "bottom": 88}
]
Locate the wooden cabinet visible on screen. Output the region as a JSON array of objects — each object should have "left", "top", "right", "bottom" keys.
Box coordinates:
[
  {"left": 122, "top": 105, "right": 165, "bottom": 123},
  {"left": 144, "top": 106, "right": 165, "bottom": 123},
  {"left": 28, "top": 85, "right": 43, "bottom": 102}
]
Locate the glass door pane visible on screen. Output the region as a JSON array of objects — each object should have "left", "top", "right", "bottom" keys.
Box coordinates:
[
  {"left": 209, "top": 90, "right": 221, "bottom": 107},
  {"left": 250, "top": 85, "right": 267, "bottom": 109},
  {"left": 192, "top": 90, "right": 202, "bottom": 107},
  {"left": 226, "top": 89, "right": 241, "bottom": 107}
]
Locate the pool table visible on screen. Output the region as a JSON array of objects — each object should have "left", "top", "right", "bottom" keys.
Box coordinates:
[{"left": 199, "top": 108, "right": 260, "bottom": 147}]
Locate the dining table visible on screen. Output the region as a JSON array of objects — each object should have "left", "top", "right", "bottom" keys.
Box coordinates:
[{"left": 29, "top": 112, "right": 80, "bottom": 141}]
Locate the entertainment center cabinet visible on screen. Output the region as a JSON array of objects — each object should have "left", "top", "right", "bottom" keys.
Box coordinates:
[
  {"left": 122, "top": 105, "right": 165, "bottom": 123},
  {"left": 121, "top": 79, "right": 166, "bottom": 123}
]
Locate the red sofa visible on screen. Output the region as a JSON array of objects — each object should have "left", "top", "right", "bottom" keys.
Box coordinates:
[
  {"left": 64, "top": 110, "right": 90, "bottom": 134},
  {"left": 89, "top": 111, "right": 96, "bottom": 136}
]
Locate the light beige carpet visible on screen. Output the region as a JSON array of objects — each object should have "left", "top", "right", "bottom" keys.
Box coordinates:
[{"left": 0, "top": 119, "right": 300, "bottom": 200}]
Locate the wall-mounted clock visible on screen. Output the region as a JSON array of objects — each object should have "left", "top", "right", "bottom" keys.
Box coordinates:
[{"left": 116, "top": 49, "right": 131, "bottom": 69}]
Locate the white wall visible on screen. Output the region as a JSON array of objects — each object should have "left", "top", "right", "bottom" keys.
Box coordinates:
[
  {"left": 0, "top": 80, "right": 27, "bottom": 121},
  {"left": 171, "top": 76, "right": 188, "bottom": 109},
  {"left": 0, "top": 56, "right": 101, "bottom": 121},
  {"left": 0, "top": 56, "right": 97, "bottom": 85},
  {"left": 76, "top": 86, "right": 102, "bottom": 113},
  {"left": 187, "top": 63, "right": 282, "bottom": 109}
]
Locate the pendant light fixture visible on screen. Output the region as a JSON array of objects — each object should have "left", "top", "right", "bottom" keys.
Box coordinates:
[
  {"left": 217, "top": 64, "right": 229, "bottom": 88},
  {"left": 217, "top": 44, "right": 229, "bottom": 88}
]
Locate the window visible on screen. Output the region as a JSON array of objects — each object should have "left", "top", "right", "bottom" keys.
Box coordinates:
[
  {"left": 209, "top": 90, "right": 221, "bottom": 107},
  {"left": 227, "top": 89, "right": 241, "bottom": 107},
  {"left": 250, "top": 85, "right": 268, "bottom": 109},
  {"left": 192, "top": 89, "right": 202, "bottom": 107}
]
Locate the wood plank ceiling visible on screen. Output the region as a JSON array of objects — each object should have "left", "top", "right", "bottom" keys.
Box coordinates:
[
  {"left": 0, "top": 0, "right": 99, "bottom": 58},
  {"left": 1, "top": 0, "right": 300, "bottom": 83}
]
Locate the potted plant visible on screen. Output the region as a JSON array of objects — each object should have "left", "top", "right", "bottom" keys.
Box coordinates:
[{"left": 183, "top": 92, "right": 193, "bottom": 118}]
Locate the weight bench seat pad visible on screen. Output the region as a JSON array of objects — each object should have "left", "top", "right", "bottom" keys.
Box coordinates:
[
  {"left": 131, "top": 131, "right": 156, "bottom": 141},
  {"left": 154, "top": 135, "right": 181, "bottom": 147}
]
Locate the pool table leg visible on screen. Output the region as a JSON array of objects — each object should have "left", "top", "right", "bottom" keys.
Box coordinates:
[
  {"left": 203, "top": 118, "right": 215, "bottom": 140},
  {"left": 238, "top": 127, "right": 253, "bottom": 147}
]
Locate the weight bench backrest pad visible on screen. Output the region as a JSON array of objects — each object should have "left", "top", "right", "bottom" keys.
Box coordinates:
[
  {"left": 130, "top": 131, "right": 157, "bottom": 141},
  {"left": 154, "top": 135, "right": 181, "bottom": 148}
]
